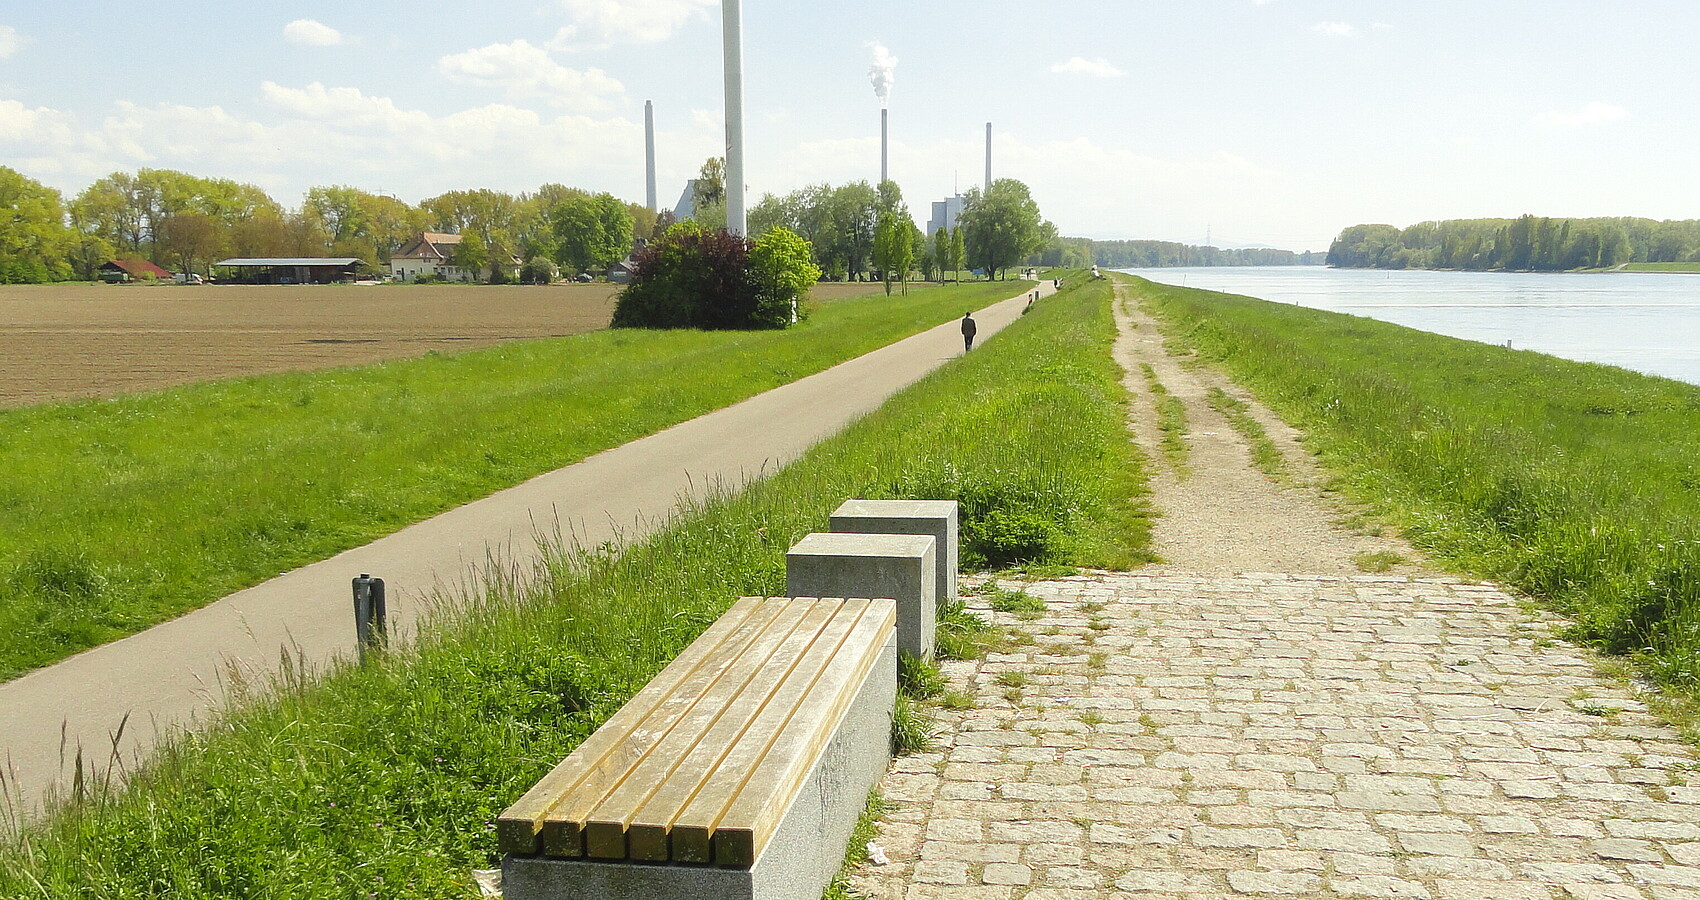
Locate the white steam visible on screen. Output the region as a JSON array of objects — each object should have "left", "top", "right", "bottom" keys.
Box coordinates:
[{"left": 868, "top": 42, "right": 897, "bottom": 107}]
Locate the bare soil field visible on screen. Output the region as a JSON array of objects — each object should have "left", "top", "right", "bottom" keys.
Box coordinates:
[{"left": 0, "top": 281, "right": 888, "bottom": 408}]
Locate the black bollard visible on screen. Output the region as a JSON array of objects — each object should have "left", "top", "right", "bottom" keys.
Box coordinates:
[{"left": 352, "top": 573, "right": 387, "bottom": 660}]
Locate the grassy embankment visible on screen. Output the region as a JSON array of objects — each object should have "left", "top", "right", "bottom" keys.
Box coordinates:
[
  {"left": 1131, "top": 274, "right": 1700, "bottom": 691},
  {"left": 0, "top": 280, "right": 1025, "bottom": 681},
  {"left": 1622, "top": 262, "right": 1700, "bottom": 274},
  {"left": 0, "top": 276, "right": 1151, "bottom": 896}
]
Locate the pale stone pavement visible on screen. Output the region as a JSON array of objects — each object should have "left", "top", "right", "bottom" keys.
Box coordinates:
[{"left": 849, "top": 573, "right": 1700, "bottom": 900}]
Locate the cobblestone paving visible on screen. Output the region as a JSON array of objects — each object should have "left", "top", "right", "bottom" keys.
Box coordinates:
[{"left": 849, "top": 572, "right": 1700, "bottom": 900}]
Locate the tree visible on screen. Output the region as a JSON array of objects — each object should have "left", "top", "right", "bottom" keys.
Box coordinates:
[
  {"left": 949, "top": 226, "right": 966, "bottom": 281},
  {"left": 872, "top": 212, "right": 915, "bottom": 296},
  {"left": 691, "top": 157, "right": 728, "bottom": 228},
  {"left": 958, "top": 179, "right": 1048, "bottom": 280},
  {"left": 0, "top": 167, "right": 72, "bottom": 283},
  {"left": 553, "top": 193, "right": 634, "bottom": 276},
  {"left": 153, "top": 212, "right": 224, "bottom": 276},
  {"left": 612, "top": 223, "right": 815, "bottom": 330},
  {"left": 452, "top": 230, "right": 489, "bottom": 278}
]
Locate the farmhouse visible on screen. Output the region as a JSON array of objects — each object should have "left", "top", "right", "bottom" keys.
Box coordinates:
[
  {"left": 213, "top": 258, "right": 371, "bottom": 285},
  {"left": 99, "top": 258, "right": 174, "bottom": 283},
  {"left": 390, "top": 232, "right": 469, "bottom": 282}
]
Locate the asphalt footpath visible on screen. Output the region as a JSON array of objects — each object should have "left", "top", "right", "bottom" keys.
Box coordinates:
[{"left": 0, "top": 279, "right": 1055, "bottom": 822}]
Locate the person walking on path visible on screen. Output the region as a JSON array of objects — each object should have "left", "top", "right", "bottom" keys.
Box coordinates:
[{"left": 961, "top": 312, "right": 978, "bottom": 351}]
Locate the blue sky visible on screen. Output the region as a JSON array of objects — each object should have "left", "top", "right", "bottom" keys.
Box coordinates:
[{"left": 1, "top": 1, "right": 1695, "bottom": 250}]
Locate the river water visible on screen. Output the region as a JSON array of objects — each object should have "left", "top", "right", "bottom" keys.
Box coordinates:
[{"left": 1121, "top": 267, "right": 1700, "bottom": 386}]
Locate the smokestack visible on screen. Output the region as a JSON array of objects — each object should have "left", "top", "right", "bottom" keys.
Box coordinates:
[
  {"left": 881, "top": 108, "right": 889, "bottom": 184},
  {"left": 644, "top": 100, "right": 657, "bottom": 214},
  {"left": 722, "top": 0, "right": 747, "bottom": 236},
  {"left": 985, "top": 122, "right": 993, "bottom": 193},
  {"left": 868, "top": 43, "right": 897, "bottom": 185}
]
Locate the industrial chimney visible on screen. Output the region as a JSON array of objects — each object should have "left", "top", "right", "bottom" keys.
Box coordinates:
[
  {"left": 984, "top": 122, "right": 993, "bottom": 192},
  {"left": 881, "top": 108, "right": 889, "bottom": 184},
  {"left": 722, "top": 0, "right": 747, "bottom": 236},
  {"left": 644, "top": 100, "right": 658, "bottom": 214}
]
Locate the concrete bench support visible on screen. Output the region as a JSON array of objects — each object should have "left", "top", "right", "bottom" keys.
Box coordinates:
[
  {"left": 786, "top": 532, "right": 936, "bottom": 662},
  {"left": 499, "top": 597, "right": 896, "bottom": 900},
  {"left": 828, "top": 499, "right": 958, "bottom": 609}
]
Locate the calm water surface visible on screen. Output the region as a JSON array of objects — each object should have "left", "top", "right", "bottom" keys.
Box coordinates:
[{"left": 1122, "top": 267, "right": 1700, "bottom": 386}]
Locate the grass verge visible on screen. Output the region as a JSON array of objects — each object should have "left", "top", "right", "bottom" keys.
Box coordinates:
[
  {"left": 1139, "top": 363, "right": 1190, "bottom": 475},
  {"left": 1132, "top": 274, "right": 1700, "bottom": 689},
  {"left": 1204, "top": 387, "right": 1288, "bottom": 480},
  {"left": 0, "top": 280, "right": 1025, "bottom": 681},
  {"left": 1, "top": 274, "right": 1147, "bottom": 896}
]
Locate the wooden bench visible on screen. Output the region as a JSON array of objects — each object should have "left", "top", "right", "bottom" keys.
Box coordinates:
[{"left": 499, "top": 595, "right": 897, "bottom": 900}]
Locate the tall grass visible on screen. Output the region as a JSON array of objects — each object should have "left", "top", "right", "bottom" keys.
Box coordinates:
[
  {"left": 0, "top": 276, "right": 1149, "bottom": 896},
  {"left": 1135, "top": 275, "right": 1700, "bottom": 683},
  {"left": 0, "top": 281, "right": 1024, "bottom": 680}
]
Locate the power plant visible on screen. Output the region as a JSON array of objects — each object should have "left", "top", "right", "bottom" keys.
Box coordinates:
[{"left": 869, "top": 43, "right": 897, "bottom": 185}]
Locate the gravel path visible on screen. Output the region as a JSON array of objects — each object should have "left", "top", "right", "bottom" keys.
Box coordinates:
[{"left": 848, "top": 281, "right": 1700, "bottom": 899}]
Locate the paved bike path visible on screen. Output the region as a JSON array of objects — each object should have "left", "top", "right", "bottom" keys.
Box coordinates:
[{"left": 0, "top": 281, "right": 1051, "bottom": 820}]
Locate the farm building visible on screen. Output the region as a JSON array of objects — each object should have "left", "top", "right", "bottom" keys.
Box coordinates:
[
  {"left": 213, "top": 258, "right": 371, "bottom": 285},
  {"left": 99, "top": 258, "right": 174, "bottom": 283},
  {"left": 389, "top": 233, "right": 468, "bottom": 282},
  {"left": 389, "top": 232, "right": 521, "bottom": 283}
]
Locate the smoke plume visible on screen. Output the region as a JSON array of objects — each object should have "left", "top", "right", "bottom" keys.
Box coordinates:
[{"left": 868, "top": 42, "right": 897, "bottom": 107}]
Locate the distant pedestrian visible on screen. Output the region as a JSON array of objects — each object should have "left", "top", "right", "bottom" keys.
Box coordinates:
[{"left": 961, "top": 312, "right": 977, "bottom": 351}]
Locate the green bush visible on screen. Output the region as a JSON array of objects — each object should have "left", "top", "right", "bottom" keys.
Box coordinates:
[{"left": 611, "top": 223, "right": 820, "bottom": 330}]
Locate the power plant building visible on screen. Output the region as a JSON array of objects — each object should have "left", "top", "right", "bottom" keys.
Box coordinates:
[{"left": 928, "top": 195, "right": 966, "bottom": 236}]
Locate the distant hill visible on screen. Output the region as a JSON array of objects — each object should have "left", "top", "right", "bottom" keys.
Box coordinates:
[{"left": 1328, "top": 215, "right": 1700, "bottom": 271}]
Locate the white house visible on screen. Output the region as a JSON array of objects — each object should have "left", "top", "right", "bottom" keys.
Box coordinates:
[{"left": 389, "top": 232, "right": 470, "bottom": 282}]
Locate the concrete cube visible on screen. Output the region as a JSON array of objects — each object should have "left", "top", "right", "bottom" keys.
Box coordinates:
[
  {"left": 829, "top": 499, "right": 958, "bottom": 608},
  {"left": 787, "top": 532, "right": 936, "bottom": 662}
]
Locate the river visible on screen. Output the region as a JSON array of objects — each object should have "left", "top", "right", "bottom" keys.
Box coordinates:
[{"left": 1121, "top": 267, "right": 1700, "bottom": 386}]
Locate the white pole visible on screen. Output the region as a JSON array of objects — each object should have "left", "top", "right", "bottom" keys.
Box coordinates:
[
  {"left": 722, "top": 0, "right": 747, "bottom": 237},
  {"left": 644, "top": 100, "right": 658, "bottom": 214},
  {"left": 984, "top": 122, "right": 993, "bottom": 193}
]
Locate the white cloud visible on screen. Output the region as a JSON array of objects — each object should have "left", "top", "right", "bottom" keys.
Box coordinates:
[
  {"left": 0, "top": 25, "right": 20, "bottom": 59},
  {"left": 548, "top": 0, "right": 715, "bottom": 50},
  {"left": 1534, "top": 102, "right": 1629, "bottom": 128},
  {"left": 1313, "top": 21, "right": 1359, "bottom": 38},
  {"left": 1050, "top": 57, "right": 1125, "bottom": 78},
  {"left": 1, "top": 87, "right": 650, "bottom": 204},
  {"left": 438, "top": 40, "right": 624, "bottom": 110},
  {"left": 283, "top": 19, "right": 344, "bottom": 47}
]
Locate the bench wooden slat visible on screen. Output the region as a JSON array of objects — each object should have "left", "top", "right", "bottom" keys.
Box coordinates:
[
  {"left": 676, "top": 597, "right": 893, "bottom": 866},
  {"left": 578, "top": 598, "right": 824, "bottom": 859},
  {"left": 629, "top": 598, "right": 864, "bottom": 863},
  {"left": 496, "top": 597, "right": 772, "bottom": 856}
]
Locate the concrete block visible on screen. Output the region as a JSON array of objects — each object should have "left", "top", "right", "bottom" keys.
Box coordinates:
[
  {"left": 502, "top": 625, "right": 897, "bottom": 900},
  {"left": 787, "top": 532, "right": 936, "bottom": 662},
  {"left": 829, "top": 499, "right": 958, "bottom": 608}
]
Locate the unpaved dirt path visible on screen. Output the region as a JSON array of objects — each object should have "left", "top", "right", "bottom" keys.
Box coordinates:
[{"left": 1112, "top": 282, "right": 1421, "bottom": 576}]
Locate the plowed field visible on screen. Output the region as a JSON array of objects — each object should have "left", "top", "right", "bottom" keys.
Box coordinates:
[{"left": 0, "top": 282, "right": 885, "bottom": 408}]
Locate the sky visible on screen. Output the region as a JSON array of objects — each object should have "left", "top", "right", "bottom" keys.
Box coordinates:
[{"left": 1, "top": 0, "right": 1696, "bottom": 251}]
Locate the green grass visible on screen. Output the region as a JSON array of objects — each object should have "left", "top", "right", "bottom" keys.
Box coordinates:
[
  {"left": 1139, "top": 363, "right": 1190, "bottom": 474},
  {"left": 988, "top": 587, "right": 1048, "bottom": 620},
  {"left": 1132, "top": 273, "right": 1700, "bottom": 687},
  {"left": 1622, "top": 262, "right": 1700, "bottom": 274},
  {"left": 0, "top": 274, "right": 1148, "bottom": 896},
  {"left": 1204, "top": 386, "right": 1288, "bottom": 480},
  {"left": 0, "top": 280, "right": 1027, "bottom": 681}
]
